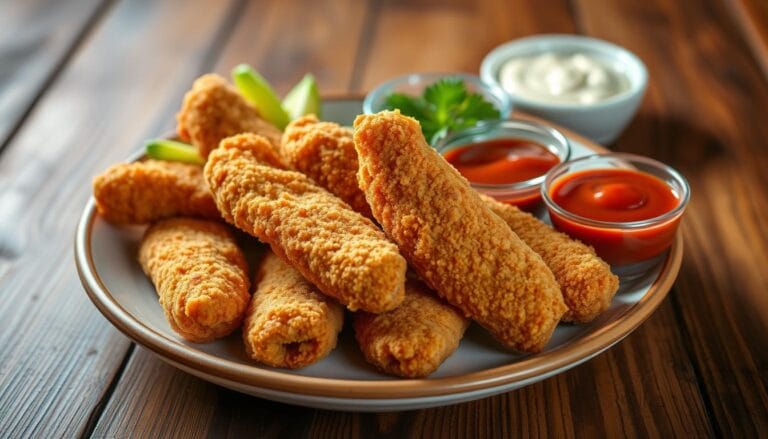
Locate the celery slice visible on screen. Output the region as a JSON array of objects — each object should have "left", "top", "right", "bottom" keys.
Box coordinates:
[
  {"left": 283, "top": 74, "right": 322, "bottom": 120},
  {"left": 145, "top": 139, "right": 204, "bottom": 165},
  {"left": 232, "top": 64, "right": 290, "bottom": 130}
]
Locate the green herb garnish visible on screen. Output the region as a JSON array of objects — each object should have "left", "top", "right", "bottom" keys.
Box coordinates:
[
  {"left": 145, "top": 139, "right": 204, "bottom": 165},
  {"left": 384, "top": 78, "right": 501, "bottom": 145}
]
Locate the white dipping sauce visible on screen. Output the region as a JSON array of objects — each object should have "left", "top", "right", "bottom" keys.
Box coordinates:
[{"left": 499, "top": 52, "right": 630, "bottom": 104}]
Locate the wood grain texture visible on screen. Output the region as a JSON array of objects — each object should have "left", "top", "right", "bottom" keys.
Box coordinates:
[
  {"left": 0, "top": 0, "right": 108, "bottom": 149},
  {"left": 91, "top": 348, "right": 219, "bottom": 438},
  {"left": 0, "top": 0, "right": 240, "bottom": 436},
  {"left": 729, "top": 0, "right": 768, "bottom": 80},
  {"left": 213, "top": 0, "right": 368, "bottom": 95},
  {"left": 574, "top": 0, "right": 768, "bottom": 435},
  {"left": 356, "top": 0, "right": 576, "bottom": 90}
]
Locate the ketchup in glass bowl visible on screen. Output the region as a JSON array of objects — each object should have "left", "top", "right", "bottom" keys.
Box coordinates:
[
  {"left": 437, "top": 120, "right": 570, "bottom": 211},
  {"left": 542, "top": 153, "right": 690, "bottom": 268}
]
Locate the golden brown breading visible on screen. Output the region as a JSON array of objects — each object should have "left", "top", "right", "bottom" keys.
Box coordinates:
[
  {"left": 177, "top": 74, "right": 283, "bottom": 159},
  {"left": 138, "top": 218, "right": 250, "bottom": 343},
  {"left": 354, "top": 111, "right": 566, "bottom": 353},
  {"left": 277, "top": 115, "right": 617, "bottom": 323},
  {"left": 243, "top": 252, "right": 344, "bottom": 369},
  {"left": 354, "top": 280, "right": 469, "bottom": 378},
  {"left": 482, "top": 195, "right": 620, "bottom": 323},
  {"left": 282, "top": 115, "right": 373, "bottom": 218},
  {"left": 204, "top": 133, "right": 407, "bottom": 313},
  {"left": 283, "top": 116, "right": 619, "bottom": 323},
  {"left": 93, "top": 159, "right": 219, "bottom": 224}
]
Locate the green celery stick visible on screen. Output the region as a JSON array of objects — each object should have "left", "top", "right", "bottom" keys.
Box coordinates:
[
  {"left": 232, "top": 64, "right": 290, "bottom": 129},
  {"left": 283, "top": 73, "right": 322, "bottom": 120},
  {"left": 145, "top": 139, "right": 204, "bottom": 165}
]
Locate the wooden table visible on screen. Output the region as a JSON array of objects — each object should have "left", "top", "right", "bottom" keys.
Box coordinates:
[{"left": 1, "top": 0, "right": 767, "bottom": 437}]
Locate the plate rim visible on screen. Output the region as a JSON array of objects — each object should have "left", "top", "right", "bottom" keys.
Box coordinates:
[{"left": 75, "top": 100, "right": 683, "bottom": 400}]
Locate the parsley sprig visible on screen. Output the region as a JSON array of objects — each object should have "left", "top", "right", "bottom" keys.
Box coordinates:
[{"left": 384, "top": 78, "right": 501, "bottom": 145}]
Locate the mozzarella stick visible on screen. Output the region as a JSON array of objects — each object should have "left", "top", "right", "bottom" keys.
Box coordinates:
[
  {"left": 243, "top": 252, "right": 344, "bottom": 369},
  {"left": 354, "top": 280, "right": 469, "bottom": 378},
  {"left": 177, "top": 74, "right": 283, "bottom": 159},
  {"left": 282, "top": 115, "right": 373, "bottom": 217},
  {"left": 481, "top": 195, "right": 620, "bottom": 323},
  {"left": 138, "top": 218, "right": 250, "bottom": 343},
  {"left": 354, "top": 111, "right": 566, "bottom": 352},
  {"left": 93, "top": 160, "right": 219, "bottom": 224},
  {"left": 204, "top": 133, "right": 407, "bottom": 313}
]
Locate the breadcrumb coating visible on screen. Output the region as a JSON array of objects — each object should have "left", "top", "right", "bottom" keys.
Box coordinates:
[
  {"left": 354, "top": 111, "right": 566, "bottom": 352},
  {"left": 482, "top": 195, "right": 620, "bottom": 323},
  {"left": 138, "top": 218, "right": 250, "bottom": 343},
  {"left": 278, "top": 117, "right": 617, "bottom": 323},
  {"left": 177, "top": 74, "right": 282, "bottom": 158},
  {"left": 204, "top": 133, "right": 407, "bottom": 313},
  {"left": 354, "top": 280, "right": 469, "bottom": 378},
  {"left": 93, "top": 159, "right": 219, "bottom": 224},
  {"left": 243, "top": 252, "right": 344, "bottom": 369},
  {"left": 282, "top": 115, "right": 373, "bottom": 218},
  {"left": 277, "top": 114, "right": 616, "bottom": 323}
]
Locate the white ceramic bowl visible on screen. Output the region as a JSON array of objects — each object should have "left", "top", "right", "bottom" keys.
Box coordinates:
[{"left": 480, "top": 34, "right": 648, "bottom": 144}]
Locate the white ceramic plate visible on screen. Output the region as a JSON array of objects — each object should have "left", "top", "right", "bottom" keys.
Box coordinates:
[{"left": 76, "top": 98, "right": 682, "bottom": 411}]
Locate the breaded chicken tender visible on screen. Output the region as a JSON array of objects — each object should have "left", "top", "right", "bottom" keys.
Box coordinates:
[
  {"left": 177, "top": 74, "right": 283, "bottom": 159},
  {"left": 243, "top": 252, "right": 344, "bottom": 369},
  {"left": 354, "top": 280, "right": 469, "bottom": 378},
  {"left": 138, "top": 218, "right": 250, "bottom": 343},
  {"left": 277, "top": 117, "right": 617, "bottom": 323},
  {"left": 93, "top": 160, "right": 219, "bottom": 224},
  {"left": 354, "top": 111, "right": 566, "bottom": 352},
  {"left": 482, "top": 195, "right": 620, "bottom": 323},
  {"left": 282, "top": 115, "right": 372, "bottom": 218},
  {"left": 204, "top": 133, "right": 407, "bottom": 313}
]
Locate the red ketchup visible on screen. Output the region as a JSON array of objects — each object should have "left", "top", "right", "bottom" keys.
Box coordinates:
[
  {"left": 548, "top": 168, "right": 682, "bottom": 265},
  {"left": 443, "top": 138, "right": 560, "bottom": 210}
]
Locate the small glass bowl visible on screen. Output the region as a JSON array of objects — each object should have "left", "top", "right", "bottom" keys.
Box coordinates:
[
  {"left": 542, "top": 153, "right": 690, "bottom": 268},
  {"left": 363, "top": 72, "right": 512, "bottom": 144},
  {"left": 436, "top": 119, "right": 571, "bottom": 211}
]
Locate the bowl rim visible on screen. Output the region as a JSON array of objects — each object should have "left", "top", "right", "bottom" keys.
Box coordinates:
[
  {"left": 362, "top": 71, "right": 512, "bottom": 118},
  {"left": 541, "top": 152, "right": 691, "bottom": 229},
  {"left": 480, "top": 34, "right": 649, "bottom": 111},
  {"left": 435, "top": 118, "right": 571, "bottom": 192}
]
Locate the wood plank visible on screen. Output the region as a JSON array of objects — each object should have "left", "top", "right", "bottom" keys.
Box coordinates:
[
  {"left": 90, "top": 348, "right": 219, "bottom": 439},
  {"left": 356, "top": 0, "right": 577, "bottom": 90},
  {"left": 574, "top": 0, "right": 768, "bottom": 435},
  {"left": 729, "top": 0, "right": 768, "bottom": 81},
  {"left": 0, "top": 0, "right": 241, "bottom": 436},
  {"left": 0, "top": 0, "right": 108, "bottom": 150},
  {"left": 91, "top": 0, "right": 712, "bottom": 436},
  {"left": 212, "top": 0, "right": 368, "bottom": 95}
]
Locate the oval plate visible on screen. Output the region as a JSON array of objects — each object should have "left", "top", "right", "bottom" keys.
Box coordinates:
[{"left": 75, "top": 98, "right": 682, "bottom": 411}]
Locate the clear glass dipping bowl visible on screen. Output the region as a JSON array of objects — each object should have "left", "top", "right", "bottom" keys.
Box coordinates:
[
  {"left": 542, "top": 153, "right": 690, "bottom": 269},
  {"left": 436, "top": 119, "right": 571, "bottom": 211}
]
